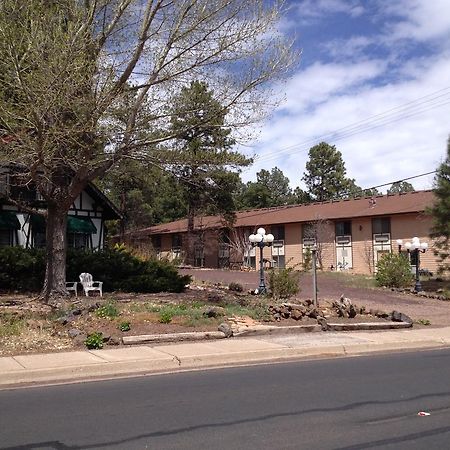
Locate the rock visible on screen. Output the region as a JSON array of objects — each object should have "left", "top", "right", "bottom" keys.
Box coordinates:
[
  {"left": 273, "top": 312, "right": 281, "bottom": 321},
  {"left": 67, "top": 328, "right": 83, "bottom": 338},
  {"left": 107, "top": 336, "right": 121, "bottom": 346},
  {"left": 308, "top": 308, "right": 318, "bottom": 319},
  {"left": 203, "top": 306, "right": 226, "bottom": 318},
  {"left": 317, "top": 316, "right": 329, "bottom": 331},
  {"left": 348, "top": 305, "right": 357, "bottom": 319},
  {"left": 375, "top": 310, "right": 389, "bottom": 319},
  {"left": 291, "top": 309, "right": 303, "bottom": 320},
  {"left": 57, "top": 315, "right": 75, "bottom": 325},
  {"left": 218, "top": 322, "right": 233, "bottom": 338},
  {"left": 391, "top": 311, "right": 413, "bottom": 324},
  {"left": 71, "top": 308, "right": 82, "bottom": 316},
  {"left": 102, "top": 334, "right": 111, "bottom": 342},
  {"left": 339, "top": 295, "right": 352, "bottom": 308}
]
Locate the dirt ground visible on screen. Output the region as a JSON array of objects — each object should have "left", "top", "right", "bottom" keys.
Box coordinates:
[
  {"left": 180, "top": 268, "right": 450, "bottom": 327},
  {"left": 1, "top": 269, "right": 449, "bottom": 357}
]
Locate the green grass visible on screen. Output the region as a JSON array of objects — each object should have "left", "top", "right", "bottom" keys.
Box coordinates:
[
  {"left": 0, "top": 313, "right": 25, "bottom": 337},
  {"left": 322, "top": 271, "right": 377, "bottom": 289}
]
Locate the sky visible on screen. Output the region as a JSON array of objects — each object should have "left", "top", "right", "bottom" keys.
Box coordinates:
[{"left": 239, "top": 0, "right": 450, "bottom": 193}]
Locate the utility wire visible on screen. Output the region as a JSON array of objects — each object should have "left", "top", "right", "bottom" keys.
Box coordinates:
[{"left": 253, "top": 86, "right": 450, "bottom": 163}]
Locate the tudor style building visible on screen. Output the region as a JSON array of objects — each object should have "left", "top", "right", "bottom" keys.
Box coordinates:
[
  {"left": 123, "top": 190, "right": 442, "bottom": 275},
  {"left": 0, "top": 171, "right": 120, "bottom": 250}
]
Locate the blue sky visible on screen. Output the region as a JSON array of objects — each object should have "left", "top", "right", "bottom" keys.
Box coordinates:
[{"left": 240, "top": 0, "right": 450, "bottom": 192}]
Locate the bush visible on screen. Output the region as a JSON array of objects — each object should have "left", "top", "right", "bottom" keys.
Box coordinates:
[
  {"left": 0, "top": 246, "right": 191, "bottom": 294},
  {"left": 85, "top": 332, "right": 104, "bottom": 349},
  {"left": 118, "top": 321, "right": 131, "bottom": 332},
  {"left": 159, "top": 310, "right": 173, "bottom": 324},
  {"left": 0, "top": 247, "right": 45, "bottom": 291},
  {"left": 267, "top": 267, "right": 301, "bottom": 300},
  {"left": 96, "top": 301, "right": 119, "bottom": 319},
  {"left": 376, "top": 253, "right": 414, "bottom": 288}
]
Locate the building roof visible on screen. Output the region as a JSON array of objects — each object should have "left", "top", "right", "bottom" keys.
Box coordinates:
[{"left": 129, "top": 190, "right": 435, "bottom": 237}]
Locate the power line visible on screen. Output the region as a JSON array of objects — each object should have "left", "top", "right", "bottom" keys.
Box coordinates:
[{"left": 252, "top": 86, "right": 450, "bottom": 164}]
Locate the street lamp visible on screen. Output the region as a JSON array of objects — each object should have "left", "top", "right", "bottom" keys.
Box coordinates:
[
  {"left": 249, "top": 227, "right": 274, "bottom": 294},
  {"left": 396, "top": 237, "right": 428, "bottom": 292}
]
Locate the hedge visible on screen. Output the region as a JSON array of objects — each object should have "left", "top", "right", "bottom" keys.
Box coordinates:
[{"left": 0, "top": 247, "right": 190, "bottom": 293}]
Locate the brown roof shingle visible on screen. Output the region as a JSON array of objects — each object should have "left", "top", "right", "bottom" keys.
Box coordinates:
[{"left": 129, "top": 190, "right": 435, "bottom": 236}]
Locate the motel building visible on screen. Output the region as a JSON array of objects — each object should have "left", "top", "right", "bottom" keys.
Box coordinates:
[{"left": 124, "top": 190, "right": 441, "bottom": 275}]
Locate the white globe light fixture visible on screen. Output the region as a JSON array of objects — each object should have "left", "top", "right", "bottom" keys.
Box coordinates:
[
  {"left": 248, "top": 227, "right": 275, "bottom": 294},
  {"left": 396, "top": 236, "right": 428, "bottom": 292}
]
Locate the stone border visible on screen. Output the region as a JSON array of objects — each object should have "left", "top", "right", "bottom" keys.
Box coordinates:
[{"left": 122, "top": 320, "right": 412, "bottom": 345}]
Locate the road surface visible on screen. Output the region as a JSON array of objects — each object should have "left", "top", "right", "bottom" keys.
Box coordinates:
[{"left": 1, "top": 349, "right": 450, "bottom": 449}]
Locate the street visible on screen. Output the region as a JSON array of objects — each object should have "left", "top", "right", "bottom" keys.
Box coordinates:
[{"left": 1, "top": 349, "right": 450, "bottom": 449}]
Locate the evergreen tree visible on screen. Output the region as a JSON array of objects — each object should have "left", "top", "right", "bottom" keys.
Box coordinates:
[
  {"left": 168, "top": 81, "right": 251, "bottom": 263},
  {"left": 387, "top": 181, "right": 415, "bottom": 194},
  {"left": 302, "top": 142, "right": 356, "bottom": 201},
  {"left": 429, "top": 138, "right": 450, "bottom": 274},
  {"left": 237, "top": 167, "right": 299, "bottom": 209}
]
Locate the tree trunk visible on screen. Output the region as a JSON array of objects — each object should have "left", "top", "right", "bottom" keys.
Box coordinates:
[{"left": 41, "top": 204, "right": 68, "bottom": 302}]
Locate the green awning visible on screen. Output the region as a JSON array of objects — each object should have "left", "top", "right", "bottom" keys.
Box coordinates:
[
  {"left": 67, "top": 216, "right": 97, "bottom": 234},
  {"left": 0, "top": 211, "right": 20, "bottom": 230},
  {"left": 31, "top": 214, "right": 97, "bottom": 234}
]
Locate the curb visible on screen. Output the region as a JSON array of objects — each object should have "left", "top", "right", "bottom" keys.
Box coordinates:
[{"left": 122, "top": 321, "right": 412, "bottom": 345}]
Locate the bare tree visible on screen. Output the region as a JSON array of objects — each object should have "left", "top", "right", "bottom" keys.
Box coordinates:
[
  {"left": 304, "top": 218, "right": 334, "bottom": 270},
  {"left": 0, "top": 0, "right": 295, "bottom": 301}
]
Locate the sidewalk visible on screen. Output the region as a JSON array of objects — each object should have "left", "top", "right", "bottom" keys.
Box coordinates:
[{"left": 1, "top": 326, "right": 450, "bottom": 388}]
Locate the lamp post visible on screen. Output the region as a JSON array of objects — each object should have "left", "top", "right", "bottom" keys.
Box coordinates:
[
  {"left": 396, "top": 237, "right": 428, "bottom": 292},
  {"left": 249, "top": 228, "right": 274, "bottom": 294}
]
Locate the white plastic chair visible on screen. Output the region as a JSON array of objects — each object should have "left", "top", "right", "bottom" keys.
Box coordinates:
[
  {"left": 79, "top": 272, "right": 103, "bottom": 297},
  {"left": 66, "top": 282, "right": 78, "bottom": 297}
]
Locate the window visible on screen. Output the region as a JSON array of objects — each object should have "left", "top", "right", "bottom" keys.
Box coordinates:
[
  {"left": 335, "top": 221, "right": 351, "bottom": 236},
  {"left": 172, "top": 234, "right": 182, "bottom": 248},
  {"left": 372, "top": 218, "right": 390, "bottom": 234},
  {"left": 68, "top": 233, "right": 90, "bottom": 249},
  {"left": 151, "top": 235, "right": 161, "bottom": 250},
  {"left": 271, "top": 225, "right": 285, "bottom": 240},
  {"left": 302, "top": 223, "right": 315, "bottom": 239}
]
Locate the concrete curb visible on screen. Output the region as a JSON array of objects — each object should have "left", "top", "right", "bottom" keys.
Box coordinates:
[
  {"left": 122, "top": 321, "right": 411, "bottom": 345},
  {"left": 1, "top": 334, "right": 450, "bottom": 389},
  {"left": 123, "top": 331, "right": 226, "bottom": 345}
]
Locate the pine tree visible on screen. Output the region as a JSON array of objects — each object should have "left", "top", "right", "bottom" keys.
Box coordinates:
[
  {"left": 302, "top": 142, "right": 355, "bottom": 201},
  {"left": 169, "top": 81, "right": 251, "bottom": 264},
  {"left": 388, "top": 181, "right": 415, "bottom": 194},
  {"left": 429, "top": 138, "right": 450, "bottom": 274}
]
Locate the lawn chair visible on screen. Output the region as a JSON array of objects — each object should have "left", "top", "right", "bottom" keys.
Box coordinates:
[
  {"left": 66, "top": 281, "right": 78, "bottom": 297},
  {"left": 79, "top": 272, "right": 103, "bottom": 297}
]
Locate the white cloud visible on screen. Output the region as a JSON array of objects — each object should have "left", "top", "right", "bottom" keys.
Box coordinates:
[
  {"left": 380, "top": 0, "right": 450, "bottom": 43},
  {"left": 296, "top": 0, "right": 365, "bottom": 21},
  {"left": 242, "top": 53, "right": 450, "bottom": 192}
]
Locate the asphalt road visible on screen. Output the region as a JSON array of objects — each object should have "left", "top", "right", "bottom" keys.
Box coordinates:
[{"left": 1, "top": 349, "right": 450, "bottom": 450}]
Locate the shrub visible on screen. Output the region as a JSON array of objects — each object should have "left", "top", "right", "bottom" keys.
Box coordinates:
[
  {"left": 376, "top": 253, "right": 414, "bottom": 288},
  {"left": 85, "top": 332, "right": 104, "bottom": 349},
  {"left": 267, "top": 267, "right": 301, "bottom": 300},
  {"left": 228, "top": 282, "right": 243, "bottom": 292},
  {"left": 118, "top": 321, "right": 131, "bottom": 332},
  {"left": 96, "top": 301, "right": 119, "bottom": 319},
  {"left": 159, "top": 310, "right": 173, "bottom": 324},
  {"left": 0, "top": 246, "right": 191, "bottom": 294},
  {"left": 0, "top": 247, "right": 45, "bottom": 291}
]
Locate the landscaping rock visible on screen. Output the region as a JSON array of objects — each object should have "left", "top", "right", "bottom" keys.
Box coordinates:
[
  {"left": 218, "top": 322, "right": 233, "bottom": 338},
  {"left": 291, "top": 309, "right": 303, "bottom": 320},
  {"left": 67, "top": 328, "right": 83, "bottom": 339},
  {"left": 391, "top": 311, "right": 413, "bottom": 324}
]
